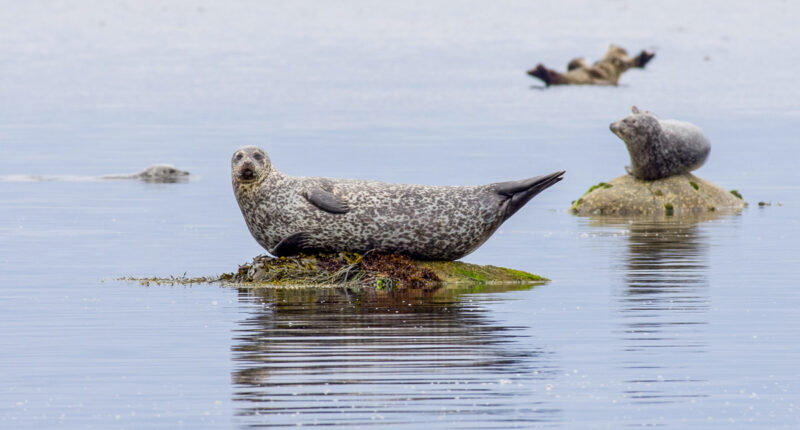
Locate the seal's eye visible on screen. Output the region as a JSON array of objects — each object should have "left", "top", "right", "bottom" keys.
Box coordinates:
[
  {"left": 168, "top": 169, "right": 176, "bottom": 174},
  {"left": 253, "top": 153, "right": 263, "bottom": 161},
  {"left": 235, "top": 153, "right": 244, "bottom": 161}
]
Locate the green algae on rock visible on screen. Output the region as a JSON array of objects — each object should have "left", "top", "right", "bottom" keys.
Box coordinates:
[
  {"left": 121, "top": 252, "right": 547, "bottom": 289},
  {"left": 570, "top": 173, "right": 745, "bottom": 216}
]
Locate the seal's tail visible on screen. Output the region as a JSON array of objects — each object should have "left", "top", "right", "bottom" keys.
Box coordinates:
[{"left": 493, "top": 170, "right": 565, "bottom": 222}]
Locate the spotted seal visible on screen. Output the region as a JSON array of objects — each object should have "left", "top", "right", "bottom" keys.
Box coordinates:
[
  {"left": 610, "top": 106, "right": 710, "bottom": 180},
  {"left": 101, "top": 165, "right": 190, "bottom": 183},
  {"left": 528, "top": 45, "right": 655, "bottom": 86},
  {"left": 231, "top": 146, "right": 564, "bottom": 260},
  {"left": 0, "top": 164, "right": 190, "bottom": 183}
]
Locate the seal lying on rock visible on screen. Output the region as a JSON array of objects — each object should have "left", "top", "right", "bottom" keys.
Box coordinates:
[
  {"left": 610, "top": 106, "right": 710, "bottom": 180},
  {"left": 231, "top": 146, "right": 564, "bottom": 260},
  {"left": 528, "top": 45, "right": 655, "bottom": 86}
]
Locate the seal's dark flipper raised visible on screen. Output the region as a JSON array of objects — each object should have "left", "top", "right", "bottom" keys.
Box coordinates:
[
  {"left": 633, "top": 50, "right": 655, "bottom": 68},
  {"left": 269, "top": 232, "right": 314, "bottom": 257},
  {"left": 494, "top": 171, "right": 565, "bottom": 221},
  {"left": 304, "top": 187, "right": 350, "bottom": 214}
]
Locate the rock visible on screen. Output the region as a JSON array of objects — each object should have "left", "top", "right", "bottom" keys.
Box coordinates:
[
  {"left": 570, "top": 173, "right": 745, "bottom": 216},
  {"left": 122, "top": 252, "right": 547, "bottom": 290},
  {"left": 221, "top": 253, "right": 546, "bottom": 289}
]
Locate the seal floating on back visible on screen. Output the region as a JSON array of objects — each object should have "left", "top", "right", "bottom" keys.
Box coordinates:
[
  {"left": 610, "top": 106, "right": 710, "bottom": 180},
  {"left": 527, "top": 44, "right": 655, "bottom": 86},
  {"left": 231, "top": 146, "right": 564, "bottom": 260}
]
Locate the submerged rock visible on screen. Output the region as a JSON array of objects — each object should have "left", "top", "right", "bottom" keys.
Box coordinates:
[
  {"left": 123, "top": 252, "right": 547, "bottom": 290},
  {"left": 570, "top": 173, "right": 745, "bottom": 216}
]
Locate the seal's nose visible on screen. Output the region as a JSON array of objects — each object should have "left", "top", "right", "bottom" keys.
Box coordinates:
[{"left": 239, "top": 161, "right": 256, "bottom": 180}]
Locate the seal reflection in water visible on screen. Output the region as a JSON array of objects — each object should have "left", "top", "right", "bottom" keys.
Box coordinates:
[{"left": 232, "top": 146, "right": 564, "bottom": 260}]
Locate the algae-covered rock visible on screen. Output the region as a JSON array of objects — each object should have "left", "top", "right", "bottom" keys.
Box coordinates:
[
  {"left": 570, "top": 173, "right": 745, "bottom": 216},
  {"left": 123, "top": 252, "right": 547, "bottom": 290},
  {"left": 222, "top": 253, "right": 546, "bottom": 289}
]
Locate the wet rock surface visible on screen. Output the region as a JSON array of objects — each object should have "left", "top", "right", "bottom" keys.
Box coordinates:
[
  {"left": 571, "top": 173, "right": 746, "bottom": 216},
  {"left": 123, "top": 252, "right": 547, "bottom": 290}
]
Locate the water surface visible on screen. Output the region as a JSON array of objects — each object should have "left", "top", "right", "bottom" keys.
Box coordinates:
[{"left": 2, "top": 1, "right": 799, "bottom": 428}]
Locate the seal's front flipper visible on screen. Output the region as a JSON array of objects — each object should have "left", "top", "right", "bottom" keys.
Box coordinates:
[
  {"left": 269, "top": 232, "right": 314, "bottom": 257},
  {"left": 625, "top": 165, "right": 634, "bottom": 176},
  {"left": 304, "top": 187, "right": 350, "bottom": 214},
  {"left": 567, "top": 57, "right": 588, "bottom": 71},
  {"left": 494, "top": 171, "right": 565, "bottom": 221}
]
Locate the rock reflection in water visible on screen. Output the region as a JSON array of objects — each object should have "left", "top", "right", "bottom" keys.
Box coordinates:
[
  {"left": 593, "top": 215, "right": 714, "bottom": 407},
  {"left": 231, "top": 284, "right": 559, "bottom": 428}
]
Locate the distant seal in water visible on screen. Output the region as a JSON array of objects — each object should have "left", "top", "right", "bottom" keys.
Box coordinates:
[
  {"left": 528, "top": 45, "right": 655, "bottom": 86},
  {"left": 610, "top": 106, "right": 710, "bottom": 180},
  {"left": 231, "top": 146, "right": 564, "bottom": 260},
  {"left": 0, "top": 164, "right": 190, "bottom": 183},
  {"left": 101, "top": 165, "right": 190, "bottom": 183}
]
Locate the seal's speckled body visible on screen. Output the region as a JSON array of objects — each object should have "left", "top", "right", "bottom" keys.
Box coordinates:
[
  {"left": 231, "top": 146, "right": 564, "bottom": 260},
  {"left": 610, "top": 106, "right": 710, "bottom": 180}
]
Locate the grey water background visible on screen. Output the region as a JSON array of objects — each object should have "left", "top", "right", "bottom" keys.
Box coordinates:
[{"left": 2, "top": 1, "right": 799, "bottom": 428}]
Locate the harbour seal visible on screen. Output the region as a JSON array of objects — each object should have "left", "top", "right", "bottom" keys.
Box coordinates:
[
  {"left": 231, "top": 146, "right": 564, "bottom": 260},
  {"left": 610, "top": 106, "right": 710, "bottom": 180},
  {"left": 528, "top": 45, "right": 655, "bottom": 86},
  {"left": 100, "top": 165, "right": 190, "bottom": 183},
  {"left": 0, "top": 164, "right": 190, "bottom": 183}
]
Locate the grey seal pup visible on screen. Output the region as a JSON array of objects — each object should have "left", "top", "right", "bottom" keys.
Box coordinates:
[
  {"left": 610, "top": 106, "right": 710, "bottom": 180},
  {"left": 231, "top": 146, "right": 564, "bottom": 260}
]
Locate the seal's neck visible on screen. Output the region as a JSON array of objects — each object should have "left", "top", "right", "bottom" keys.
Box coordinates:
[{"left": 233, "top": 170, "right": 283, "bottom": 205}]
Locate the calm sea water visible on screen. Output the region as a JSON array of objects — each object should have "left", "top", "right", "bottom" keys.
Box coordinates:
[{"left": 2, "top": 1, "right": 799, "bottom": 428}]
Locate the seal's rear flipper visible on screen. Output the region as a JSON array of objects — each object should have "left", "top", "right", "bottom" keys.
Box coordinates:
[
  {"left": 269, "top": 232, "right": 314, "bottom": 257},
  {"left": 527, "top": 64, "right": 554, "bottom": 86},
  {"left": 494, "top": 171, "right": 565, "bottom": 222}
]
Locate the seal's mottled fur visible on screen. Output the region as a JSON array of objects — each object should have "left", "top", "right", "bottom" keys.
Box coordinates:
[
  {"left": 232, "top": 146, "right": 564, "bottom": 260},
  {"left": 610, "top": 106, "right": 710, "bottom": 180}
]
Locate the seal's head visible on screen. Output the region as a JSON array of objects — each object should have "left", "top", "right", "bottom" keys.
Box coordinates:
[
  {"left": 138, "top": 164, "right": 190, "bottom": 183},
  {"left": 232, "top": 146, "right": 271, "bottom": 186},
  {"left": 609, "top": 106, "right": 662, "bottom": 148}
]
